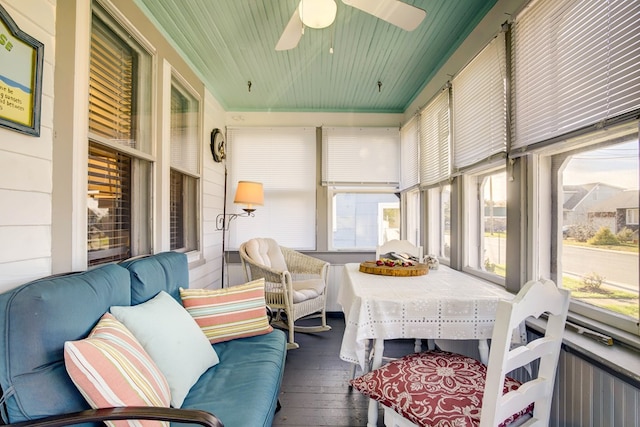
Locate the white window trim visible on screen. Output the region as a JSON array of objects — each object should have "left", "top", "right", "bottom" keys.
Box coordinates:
[
  {"left": 162, "top": 60, "right": 203, "bottom": 257},
  {"left": 53, "top": 0, "right": 159, "bottom": 270},
  {"left": 461, "top": 165, "right": 507, "bottom": 286}
]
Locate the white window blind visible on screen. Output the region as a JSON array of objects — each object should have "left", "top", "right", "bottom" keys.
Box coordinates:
[
  {"left": 89, "top": 18, "right": 134, "bottom": 146},
  {"left": 452, "top": 32, "right": 507, "bottom": 171},
  {"left": 89, "top": 3, "right": 152, "bottom": 154},
  {"left": 511, "top": 0, "right": 640, "bottom": 150},
  {"left": 419, "top": 90, "right": 451, "bottom": 186},
  {"left": 227, "top": 127, "right": 317, "bottom": 250},
  {"left": 170, "top": 83, "right": 199, "bottom": 175},
  {"left": 400, "top": 117, "right": 419, "bottom": 190},
  {"left": 322, "top": 127, "right": 400, "bottom": 186}
]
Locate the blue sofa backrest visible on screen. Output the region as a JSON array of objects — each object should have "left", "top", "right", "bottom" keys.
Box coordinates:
[
  {"left": 119, "top": 251, "right": 189, "bottom": 304},
  {"left": 0, "top": 264, "right": 131, "bottom": 424}
]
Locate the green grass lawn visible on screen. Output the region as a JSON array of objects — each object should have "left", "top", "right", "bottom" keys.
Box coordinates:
[
  {"left": 488, "top": 265, "right": 637, "bottom": 319},
  {"left": 561, "top": 276, "right": 639, "bottom": 319}
]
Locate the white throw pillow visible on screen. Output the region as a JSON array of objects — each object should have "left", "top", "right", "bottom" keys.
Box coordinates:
[{"left": 110, "top": 291, "right": 219, "bottom": 408}]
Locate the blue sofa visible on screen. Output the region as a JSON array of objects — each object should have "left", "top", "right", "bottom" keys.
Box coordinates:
[{"left": 0, "top": 252, "right": 287, "bottom": 426}]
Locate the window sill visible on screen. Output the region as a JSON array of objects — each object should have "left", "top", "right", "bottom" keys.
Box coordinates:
[{"left": 527, "top": 317, "right": 640, "bottom": 388}]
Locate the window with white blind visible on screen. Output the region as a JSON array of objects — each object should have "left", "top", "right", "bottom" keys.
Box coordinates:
[
  {"left": 322, "top": 127, "right": 400, "bottom": 186},
  {"left": 452, "top": 32, "right": 507, "bottom": 171},
  {"left": 400, "top": 120, "right": 421, "bottom": 247},
  {"left": 170, "top": 79, "right": 199, "bottom": 252},
  {"left": 322, "top": 127, "right": 401, "bottom": 250},
  {"left": 511, "top": 0, "right": 640, "bottom": 151},
  {"left": 87, "top": 3, "right": 152, "bottom": 266},
  {"left": 226, "top": 127, "right": 316, "bottom": 250},
  {"left": 419, "top": 90, "right": 450, "bottom": 187}
]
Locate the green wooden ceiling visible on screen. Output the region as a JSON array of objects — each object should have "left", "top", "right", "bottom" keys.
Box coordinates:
[{"left": 134, "top": 0, "right": 498, "bottom": 113}]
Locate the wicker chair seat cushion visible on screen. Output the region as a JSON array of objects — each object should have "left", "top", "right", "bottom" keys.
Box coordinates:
[
  {"left": 244, "top": 238, "right": 287, "bottom": 271},
  {"left": 291, "top": 278, "right": 325, "bottom": 303},
  {"left": 350, "top": 350, "right": 532, "bottom": 427}
]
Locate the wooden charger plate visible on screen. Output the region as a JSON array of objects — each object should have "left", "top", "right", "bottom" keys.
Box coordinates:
[{"left": 359, "top": 261, "right": 429, "bottom": 277}]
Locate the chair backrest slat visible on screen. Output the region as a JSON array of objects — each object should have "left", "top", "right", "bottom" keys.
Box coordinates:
[{"left": 480, "top": 279, "right": 570, "bottom": 427}]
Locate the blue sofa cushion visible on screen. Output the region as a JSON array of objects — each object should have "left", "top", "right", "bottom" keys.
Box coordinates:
[
  {"left": 0, "top": 264, "right": 131, "bottom": 424},
  {"left": 119, "top": 251, "right": 188, "bottom": 304},
  {"left": 180, "top": 329, "right": 287, "bottom": 427}
]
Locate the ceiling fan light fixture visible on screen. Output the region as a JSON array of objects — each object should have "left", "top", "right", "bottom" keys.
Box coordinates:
[{"left": 299, "top": 0, "right": 337, "bottom": 29}]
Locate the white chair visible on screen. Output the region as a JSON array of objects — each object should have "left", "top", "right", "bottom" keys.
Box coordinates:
[
  {"left": 350, "top": 279, "right": 570, "bottom": 427},
  {"left": 376, "top": 239, "right": 424, "bottom": 262},
  {"left": 239, "top": 238, "right": 331, "bottom": 350}
]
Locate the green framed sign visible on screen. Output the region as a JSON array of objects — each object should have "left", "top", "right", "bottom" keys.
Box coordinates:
[{"left": 0, "top": 4, "right": 44, "bottom": 137}]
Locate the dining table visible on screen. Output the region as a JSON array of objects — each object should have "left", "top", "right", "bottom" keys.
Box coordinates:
[{"left": 337, "top": 262, "right": 517, "bottom": 426}]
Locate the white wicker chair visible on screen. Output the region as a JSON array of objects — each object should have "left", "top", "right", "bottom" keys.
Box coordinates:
[{"left": 239, "top": 238, "right": 331, "bottom": 350}]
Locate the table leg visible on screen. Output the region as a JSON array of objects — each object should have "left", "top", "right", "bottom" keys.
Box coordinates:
[
  {"left": 478, "top": 339, "right": 489, "bottom": 364},
  {"left": 367, "top": 339, "right": 385, "bottom": 427}
]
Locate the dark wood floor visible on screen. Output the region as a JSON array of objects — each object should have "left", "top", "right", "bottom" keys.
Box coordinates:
[{"left": 272, "top": 315, "right": 415, "bottom": 427}]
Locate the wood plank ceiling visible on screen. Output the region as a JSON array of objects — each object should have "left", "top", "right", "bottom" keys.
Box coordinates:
[{"left": 134, "top": 0, "right": 498, "bottom": 113}]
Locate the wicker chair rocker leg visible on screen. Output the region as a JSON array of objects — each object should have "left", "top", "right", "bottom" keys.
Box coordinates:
[
  {"left": 271, "top": 312, "right": 332, "bottom": 349},
  {"left": 286, "top": 314, "right": 300, "bottom": 350}
]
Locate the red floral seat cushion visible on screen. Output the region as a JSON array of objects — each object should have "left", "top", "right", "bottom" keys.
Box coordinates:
[{"left": 350, "top": 350, "right": 533, "bottom": 427}]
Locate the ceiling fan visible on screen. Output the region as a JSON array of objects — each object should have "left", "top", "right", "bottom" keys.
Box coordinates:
[{"left": 276, "top": 0, "right": 427, "bottom": 51}]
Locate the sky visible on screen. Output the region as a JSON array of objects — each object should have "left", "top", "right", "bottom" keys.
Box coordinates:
[
  {"left": 482, "top": 140, "right": 639, "bottom": 202},
  {"left": 564, "top": 141, "right": 639, "bottom": 191}
]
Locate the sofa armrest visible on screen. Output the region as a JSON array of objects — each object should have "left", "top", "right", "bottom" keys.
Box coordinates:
[{"left": 6, "top": 407, "right": 223, "bottom": 427}]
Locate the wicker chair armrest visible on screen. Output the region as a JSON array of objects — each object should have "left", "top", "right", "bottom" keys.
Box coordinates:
[
  {"left": 6, "top": 407, "right": 223, "bottom": 427},
  {"left": 280, "top": 247, "right": 328, "bottom": 276},
  {"left": 245, "top": 261, "right": 287, "bottom": 285}
]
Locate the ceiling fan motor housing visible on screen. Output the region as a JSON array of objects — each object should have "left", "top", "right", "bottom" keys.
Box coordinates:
[{"left": 299, "top": 0, "right": 338, "bottom": 29}]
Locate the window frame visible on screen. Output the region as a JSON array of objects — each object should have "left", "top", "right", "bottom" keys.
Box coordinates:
[
  {"left": 86, "top": 1, "right": 154, "bottom": 266},
  {"left": 168, "top": 73, "right": 201, "bottom": 253},
  {"left": 461, "top": 165, "right": 507, "bottom": 286},
  {"left": 540, "top": 123, "right": 640, "bottom": 336},
  {"left": 426, "top": 184, "right": 451, "bottom": 263}
]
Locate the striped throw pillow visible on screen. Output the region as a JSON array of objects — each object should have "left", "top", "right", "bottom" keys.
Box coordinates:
[
  {"left": 64, "top": 313, "right": 171, "bottom": 427},
  {"left": 180, "top": 279, "right": 273, "bottom": 344}
]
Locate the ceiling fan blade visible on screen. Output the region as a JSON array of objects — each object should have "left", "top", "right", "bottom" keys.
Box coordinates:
[
  {"left": 342, "top": 0, "right": 426, "bottom": 31},
  {"left": 276, "top": 8, "right": 303, "bottom": 51}
]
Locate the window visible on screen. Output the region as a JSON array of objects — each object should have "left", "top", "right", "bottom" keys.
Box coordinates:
[
  {"left": 464, "top": 168, "right": 507, "bottom": 281},
  {"left": 550, "top": 126, "right": 639, "bottom": 334},
  {"left": 170, "top": 169, "right": 197, "bottom": 251},
  {"left": 426, "top": 185, "right": 450, "bottom": 261},
  {"left": 88, "top": 143, "right": 131, "bottom": 264},
  {"left": 227, "top": 127, "right": 316, "bottom": 250},
  {"left": 404, "top": 189, "right": 421, "bottom": 247},
  {"left": 330, "top": 190, "right": 399, "bottom": 250},
  {"left": 169, "top": 79, "right": 200, "bottom": 252},
  {"left": 323, "top": 127, "right": 401, "bottom": 250},
  {"left": 87, "top": 3, "right": 152, "bottom": 266}
]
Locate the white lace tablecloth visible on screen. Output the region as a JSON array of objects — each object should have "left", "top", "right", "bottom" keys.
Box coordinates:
[{"left": 338, "top": 263, "right": 515, "bottom": 370}]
